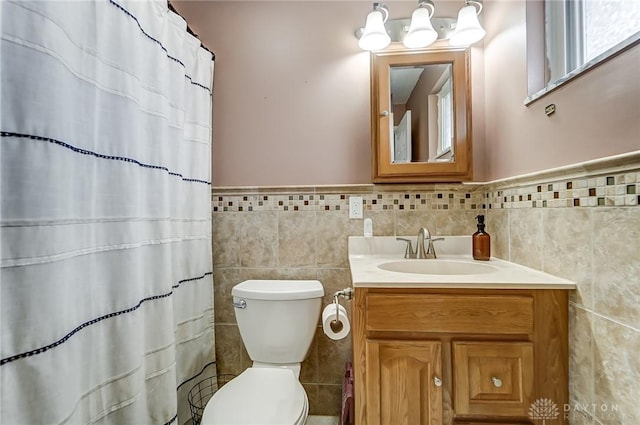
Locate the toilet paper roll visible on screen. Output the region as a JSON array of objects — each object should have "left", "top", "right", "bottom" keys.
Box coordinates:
[{"left": 322, "top": 303, "right": 350, "bottom": 340}]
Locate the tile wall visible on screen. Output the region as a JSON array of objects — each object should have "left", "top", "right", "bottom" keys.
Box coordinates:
[
  {"left": 211, "top": 184, "right": 486, "bottom": 415},
  {"left": 211, "top": 157, "right": 639, "bottom": 420},
  {"left": 485, "top": 165, "right": 639, "bottom": 424}
]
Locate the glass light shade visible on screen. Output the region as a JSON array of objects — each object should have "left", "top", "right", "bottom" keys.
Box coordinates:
[
  {"left": 403, "top": 7, "right": 438, "bottom": 48},
  {"left": 450, "top": 4, "right": 486, "bottom": 46},
  {"left": 358, "top": 10, "right": 391, "bottom": 51}
]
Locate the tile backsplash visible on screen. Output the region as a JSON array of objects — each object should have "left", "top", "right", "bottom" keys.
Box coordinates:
[
  {"left": 211, "top": 154, "right": 639, "bottom": 420},
  {"left": 487, "top": 171, "right": 639, "bottom": 209},
  {"left": 212, "top": 184, "right": 487, "bottom": 213}
]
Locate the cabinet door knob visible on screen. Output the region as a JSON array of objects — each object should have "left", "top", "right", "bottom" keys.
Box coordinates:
[
  {"left": 433, "top": 376, "right": 442, "bottom": 387},
  {"left": 491, "top": 376, "right": 503, "bottom": 388},
  {"left": 380, "top": 110, "right": 389, "bottom": 117}
]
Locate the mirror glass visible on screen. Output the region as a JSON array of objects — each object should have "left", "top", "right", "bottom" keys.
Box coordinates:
[
  {"left": 370, "top": 46, "right": 472, "bottom": 183},
  {"left": 389, "top": 63, "right": 453, "bottom": 163}
]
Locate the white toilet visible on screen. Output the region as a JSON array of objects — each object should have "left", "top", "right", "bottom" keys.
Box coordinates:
[{"left": 201, "top": 279, "right": 324, "bottom": 425}]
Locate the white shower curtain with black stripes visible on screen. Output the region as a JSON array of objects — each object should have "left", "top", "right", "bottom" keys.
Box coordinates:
[{"left": 1, "top": 1, "right": 215, "bottom": 424}]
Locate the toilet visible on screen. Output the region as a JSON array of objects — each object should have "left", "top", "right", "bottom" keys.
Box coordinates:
[{"left": 201, "top": 279, "right": 324, "bottom": 425}]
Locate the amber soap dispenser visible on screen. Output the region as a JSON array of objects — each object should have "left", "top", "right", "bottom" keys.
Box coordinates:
[{"left": 472, "top": 215, "right": 491, "bottom": 261}]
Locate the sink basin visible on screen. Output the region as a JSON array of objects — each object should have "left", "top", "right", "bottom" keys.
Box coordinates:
[{"left": 378, "top": 260, "right": 499, "bottom": 275}]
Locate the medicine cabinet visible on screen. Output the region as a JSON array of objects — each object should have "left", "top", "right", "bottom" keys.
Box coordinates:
[{"left": 370, "top": 45, "right": 472, "bottom": 183}]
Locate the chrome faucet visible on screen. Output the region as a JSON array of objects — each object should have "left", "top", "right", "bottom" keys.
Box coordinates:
[
  {"left": 416, "top": 227, "right": 430, "bottom": 259},
  {"left": 397, "top": 227, "right": 444, "bottom": 259}
]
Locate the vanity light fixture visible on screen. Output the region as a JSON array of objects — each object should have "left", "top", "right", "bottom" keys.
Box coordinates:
[
  {"left": 358, "top": 3, "right": 391, "bottom": 51},
  {"left": 450, "top": 0, "right": 486, "bottom": 46},
  {"left": 356, "top": 0, "right": 484, "bottom": 50}
]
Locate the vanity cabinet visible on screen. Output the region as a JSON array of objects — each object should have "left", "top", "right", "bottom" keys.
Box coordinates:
[{"left": 352, "top": 288, "right": 569, "bottom": 425}]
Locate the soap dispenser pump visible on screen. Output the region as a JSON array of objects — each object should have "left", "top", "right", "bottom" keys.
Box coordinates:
[{"left": 472, "top": 214, "right": 491, "bottom": 261}]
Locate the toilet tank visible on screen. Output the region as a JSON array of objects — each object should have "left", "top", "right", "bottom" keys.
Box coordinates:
[{"left": 232, "top": 280, "right": 324, "bottom": 364}]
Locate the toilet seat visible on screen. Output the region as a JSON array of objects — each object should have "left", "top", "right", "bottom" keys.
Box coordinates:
[{"left": 201, "top": 368, "right": 308, "bottom": 425}]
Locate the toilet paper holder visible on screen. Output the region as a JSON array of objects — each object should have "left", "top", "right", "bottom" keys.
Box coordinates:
[{"left": 330, "top": 288, "right": 353, "bottom": 333}]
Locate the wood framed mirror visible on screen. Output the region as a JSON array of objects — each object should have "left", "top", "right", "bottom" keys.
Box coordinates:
[{"left": 370, "top": 45, "right": 472, "bottom": 183}]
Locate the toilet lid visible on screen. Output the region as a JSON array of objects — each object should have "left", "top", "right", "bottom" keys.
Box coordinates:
[
  {"left": 232, "top": 279, "right": 324, "bottom": 300},
  {"left": 201, "top": 368, "right": 307, "bottom": 425}
]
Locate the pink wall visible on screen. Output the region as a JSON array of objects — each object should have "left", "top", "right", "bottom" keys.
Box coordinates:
[
  {"left": 482, "top": 0, "right": 640, "bottom": 181},
  {"left": 172, "top": 1, "right": 639, "bottom": 186},
  {"left": 173, "top": 1, "right": 372, "bottom": 186},
  {"left": 173, "top": 0, "right": 484, "bottom": 186}
]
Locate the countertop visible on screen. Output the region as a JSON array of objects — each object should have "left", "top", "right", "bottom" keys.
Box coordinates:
[{"left": 348, "top": 237, "right": 577, "bottom": 290}]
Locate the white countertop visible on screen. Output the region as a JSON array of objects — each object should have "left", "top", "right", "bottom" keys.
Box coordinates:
[{"left": 348, "top": 236, "right": 576, "bottom": 290}]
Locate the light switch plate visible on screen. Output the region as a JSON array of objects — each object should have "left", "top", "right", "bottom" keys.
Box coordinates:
[{"left": 349, "top": 196, "right": 363, "bottom": 219}]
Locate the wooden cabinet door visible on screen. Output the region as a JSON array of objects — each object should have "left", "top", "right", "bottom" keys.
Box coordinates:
[
  {"left": 453, "top": 341, "right": 534, "bottom": 417},
  {"left": 366, "top": 340, "right": 443, "bottom": 425}
]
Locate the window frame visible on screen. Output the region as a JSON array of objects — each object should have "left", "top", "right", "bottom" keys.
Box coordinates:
[
  {"left": 525, "top": 0, "right": 640, "bottom": 106},
  {"left": 436, "top": 77, "right": 453, "bottom": 157}
]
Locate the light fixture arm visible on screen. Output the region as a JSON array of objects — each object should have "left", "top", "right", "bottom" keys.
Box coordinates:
[
  {"left": 417, "top": 0, "right": 435, "bottom": 19},
  {"left": 465, "top": 0, "right": 483, "bottom": 15},
  {"left": 373, "top": 2, "right": 389, "bottom": 23}
]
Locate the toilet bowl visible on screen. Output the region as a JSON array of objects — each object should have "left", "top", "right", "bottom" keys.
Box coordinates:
[
  {"left": 201, "top": 279, "right": 324, "bottom": 425},
  {"left": 201, "top": 368, "right": 307, "bottom": 425}
]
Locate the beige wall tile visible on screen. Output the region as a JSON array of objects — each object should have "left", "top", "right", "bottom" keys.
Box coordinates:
[
  {"left": 487, "top": 209, "right": 509, "bottom": 260},
  {"left": 236, "top": 267, "right": 318, "bottom": 281},
  {"left": 278, "top": 211, "right": 317, "bottom": 268},
  {"left": 544, "top": 208, "right": 593, "bottom": 308},
  {"left": 239, "top": 212, "right": 278, "bottom": 267},
  {"left": 212, "top": 212, "right": 241, "bottom": 267},
  {"left": 317, "top": 333, "right": 353, "bottom": 385},
  {"left": 279, "top": 268, "right": 320, "bottom": 280},
  {"left": 214, "top": 324, "right": 243, "bottom": 376},
  {"left": 435, "top": 210, "right": 481, "bottom": 236},
  {"left": 394, "top": 209, "right": 438, "bottom": 236},
  {"left": 592, "top": 316, "right": 640, "bottom": 424},
  {"left": 568, "top": 304, "right": 594, "bottom": 410},
  {"left": 508, "top": 209, "right": 543, "bottom": 270},
  {"left": 592, "top": 207, "right": 640, "bottom": 328},
  {"left": 317, "top": 384, "right": 342, "bottom": 416},
  {"left": 315, "top": 211, "right": 361, "bottom": 268},
  {"left": 364, "top": 210, "right": 395, "bottom": 236}
]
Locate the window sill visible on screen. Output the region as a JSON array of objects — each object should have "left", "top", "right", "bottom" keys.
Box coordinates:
[{"left": 524, "top": 32, "right": 640, "bottom": 106}]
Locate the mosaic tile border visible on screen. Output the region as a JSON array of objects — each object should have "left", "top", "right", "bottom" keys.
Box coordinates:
[
  {"left": 486, "top": 172, "right": 640, "bottom": 209},
  {"left": 486, "top": 171, "right": 639, "bottom": 209},
  {"left": 212, "top": 154, "right": 640, "bottom": 212},
  {"left": 211, "top": 187, "right": 487, "bottom": 213}
]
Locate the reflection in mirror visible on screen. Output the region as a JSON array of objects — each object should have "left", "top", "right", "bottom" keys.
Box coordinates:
[{"left": 390, "top": 64, "right": 453, "bottom": 163}]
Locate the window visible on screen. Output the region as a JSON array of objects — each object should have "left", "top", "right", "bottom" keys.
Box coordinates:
[
  {"left": 437, "top": 78, "right": 453, "bottom": 156},
  {"left": 526, "top": 0, "right": 640, "bottom": 104}
]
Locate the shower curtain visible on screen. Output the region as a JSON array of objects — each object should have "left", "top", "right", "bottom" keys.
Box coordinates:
[{"left": 1, "top": 1, "right": 215, "bottom": 424}]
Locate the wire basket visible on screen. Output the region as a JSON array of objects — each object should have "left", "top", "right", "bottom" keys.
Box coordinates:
[{"left": 187, "top": 374, "right": 235, "bottom": 425}]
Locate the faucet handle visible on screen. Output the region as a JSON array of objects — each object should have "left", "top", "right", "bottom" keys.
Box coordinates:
[
  {"left": 426, "top": 237, "right": 445, "bottom": 258},
  {"left": 396, "top": 238, "right": 416, "bottom": 259}
]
